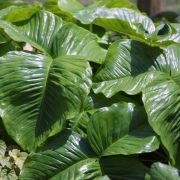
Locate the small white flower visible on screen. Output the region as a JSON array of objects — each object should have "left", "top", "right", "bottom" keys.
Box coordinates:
[{"left": 9, "top": 149, "right": 28, "bottom": 170}]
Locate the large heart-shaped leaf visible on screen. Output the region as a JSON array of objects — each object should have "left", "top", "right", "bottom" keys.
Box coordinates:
[
  {"left": 20, "top": 130, "right": 150, "bottom": 179},
  {"left": 58, "top": 0, "right": 180, "bottom": 46},
  {"left": 58, "top": 0, "right": 139, "bottom": 15},
  {"left": 143, "top": 75, "right": 180, "bottom": 167},
  {"left": 0, "top": 52, "right": 92, "bottom": 151},
  {"left": 51, "top": 22, "right": 107, "bottom": 63},
  {"left": 149, "top": 162, "right": 180, "bottom": 180},
  {"left": 20, "top": 131, "right": 101, "bottom": 179},
  {"left": 93, "top": 39, "right": 164, "bottom": 97},
  {"left": 87, "top": 102, "right": 159, "bottom": 156},
  {"left": 58, "top": 0, "right": 156, "bottom": 43},
  {"left": 0, "top": 10, "right": 63, "bottom": 54},
  {"left": 93, "top": 39, "right": 180, "bottom": 165},
  {"left": 0, "top": 10, "right": 106, "bottom": 63},
  {"left": 68, "top": 91, "right": 135, "bottom": 138}
]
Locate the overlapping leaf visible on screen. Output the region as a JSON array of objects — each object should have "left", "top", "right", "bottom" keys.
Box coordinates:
[
  {"left": 20, "top": 131, "right": 149, "bottom": 179},
  {"left": 143, "top": 75, "right": 180, "bottom": 167},
  {"left": 149, "top": 162, "right": 180, "bottom": 180},
  {"left": 87, "top": 102, "right": 159, "bottom": 156},
  {"left": 0, "top": 52, "right": 92, "bottom": 151},
  {"left": 101, "top": 156, "right": 149, "bottom": 180},
  {"left": 58, "top": 0, "right": 155, "bottom": 38},
  {"left": 0, "top": 4, "right": 41, "bottom": 22},
  {"left": 0, "top": 10, "right": 63, "bottom": 54},
  {"left": 0, "top": 10, "right": 106, "bottom": 63},
  {"left": 93, "top": 39, "right": 164, "bottom": 97},
  {"left": 51, "top": 22, "right": 106, "bottom": 63},
  {"left": 20, "top": 131, "right": 101, "bottom": 179},
  {"left": 93, "top": 41, "right": 180, "bottom": 166}
]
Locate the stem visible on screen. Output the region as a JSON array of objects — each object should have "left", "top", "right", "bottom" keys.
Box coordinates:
[{"left": 89, "top": 24, "right": 93, "bottom": 32}]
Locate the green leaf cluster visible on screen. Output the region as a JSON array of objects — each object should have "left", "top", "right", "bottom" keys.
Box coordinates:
[{"left": 0, "top": 0, "right": 179, "bottom": 179}]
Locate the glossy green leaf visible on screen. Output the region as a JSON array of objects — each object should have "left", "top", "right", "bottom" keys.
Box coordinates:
[
  {"left": 101, "top": 156, "right": 149, "bottom": 180},
  {"left": 0, "top": 10, "right": 106, "bottom": 63},
  {"left": 68, "top": 112, "right": 89, "bottom": 138},
  {"left": 20, "top": 131, "right": 101, "bottom": 179},
  {"left": 0, "top": 52, "right": 92, "bottom": 151},
  {"left": 169, "top": 23, "right": 180, "bottom": 43},
  {"left": 58, "top": 0, "right": 155, "bottom": 41},
  {"left": 87, "top": 102, "right": 159, "bottom": 156},
  {"left": 0, "top": 10, "right": 63, "bottom": 54},
  {"left": 140, "top": 45, "right": 180, "bottom": 167},
  {"left": 0, "top": 4, "right": 41, "bottom": 22},
  {"left": 143, "top": 75, "right": 180, "bottom": 167},
  {"left": 93, "top": 39, "right": 165, "bottom": 97},
  {"left": 58, "top": 0, "right": 180, "bottom": 46},
  {"left": 51, "top": 22, "right": 107, "bottom": 63},
  {"left": 44, "top": 0, "right": 72, "bottom": 20},
  {"left": 149, "top": 163, "right": 180, "bottom": 180},
  {"left": 58, "top": 0, "right": 139, "bottom": 15},
  {"left": 58, "top": 0, "right": 84, "bottom": 15},
  {"left": 68, "top": 91, "right": 136, "bottom": 138}
]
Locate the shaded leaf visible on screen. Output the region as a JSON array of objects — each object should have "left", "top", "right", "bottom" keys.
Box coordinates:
[
  {"left": 101, "top": 156, "right": 149, "bottom": 180},
  {"left": 0, "top": 4, "right": 41, "bottom": 22},
  {"left": 0, "top": 10, "right": 63, "bottom": 54},
  {"left": 143, "top": 75, "right": 180, "bottom": 167},
  {"left": 87, "top": 102, "right": 159, "bottom": 156},
  {"left": 149, "top": 162, "right": 180, "bottom": 180},
  {"left": 93, "top": 39, "right": 164, "bottom": 97},
  {"left": 0, "top": 52, "right": 92, "bottom": 151},
  {"left": 20, "top": 131, "right": 101, "bottom": 179}
]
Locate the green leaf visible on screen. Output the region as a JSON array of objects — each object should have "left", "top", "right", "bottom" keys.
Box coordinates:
[
  {"left": 0, "top": 52, "right": 92, "bottom": 151},
  {"left": 0, "top": 41, "right": 17, "bottom": 56},
  {"left": 0, "top": 10, "right": 63, "bottom": 54},
  {"left": 44, "top": 0, "right": 72, "bottom": 20},
  {"left": 141, "top": 45, "right": 180, "bottom": 167},
  {"left": 87, "top": 102, "right": 159, "bottom": 156},
  {"left": 0, "top": 10, "right": 106, "bottom": 63},
  {"left": 51, "top": 22, "right": 107, "bottom": 63},
  {"left": 93, "top": 39, "right": 164, "bottom": 97},
  {"left": 58, "top": 0, "right": 180, "bottom": 46},
  {"left": 168, "top": 23, "right": 180, "bottom": 43},
  {"left": 149, "top": 163, "right": 180, "bottom": 180},
  {"left": 143, "top": 75, "right": 180, "bottom": 167},
  {"left": 0, "top": 0, "right": 27, "bottom": 10},
  {"left": 68, "top": 91, "right": 136, "bottom": 138},
  {"left": 101, "top": 156, "right": 149, "bottom": 180},
  {"left": 58, "top": 0, "right": 139, "bottom": 18},
  {"left": 58, "top": 0, "right": 155, "bottom": 41},
  {"left": 0, "top": 4, "right": 41, "bottom": 22},
  {"left": 20, "top": 131, "right": 101, "bottom": 179},
  {"left": 58, "top": 0, "right": 84, "bottom": 15}
]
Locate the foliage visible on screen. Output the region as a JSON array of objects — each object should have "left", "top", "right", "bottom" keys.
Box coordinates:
[{"left": 0, "top": 0, "right": 179, "bottom": 179}]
